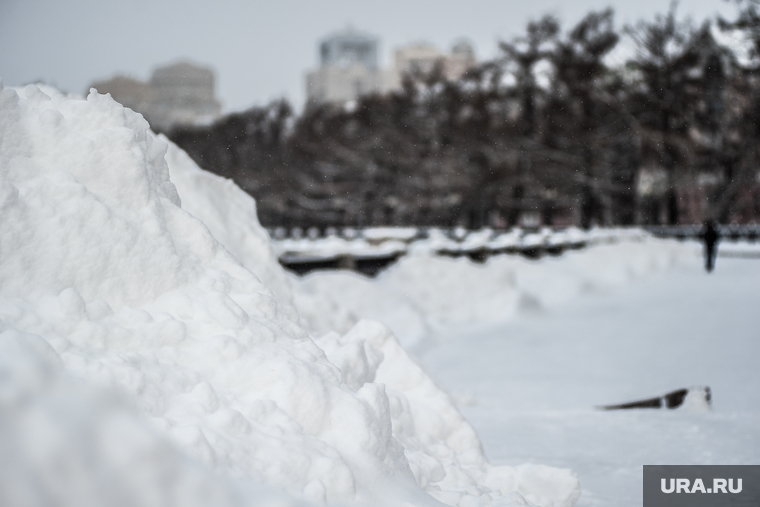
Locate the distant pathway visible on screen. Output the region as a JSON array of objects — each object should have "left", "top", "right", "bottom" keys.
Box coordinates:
[{"left": 419, "top": 258, "right": 760, "bottom": 506}]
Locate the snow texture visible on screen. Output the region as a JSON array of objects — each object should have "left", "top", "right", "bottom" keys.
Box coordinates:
[
  {"left": 419, "top": 257, "right": 760, "bottom": 506},
  {"left": 0, "top": 83, "right": 580, "bottom": 507},
  {"left": 296, "top": 240, "right": 697, "bottom": 348}
]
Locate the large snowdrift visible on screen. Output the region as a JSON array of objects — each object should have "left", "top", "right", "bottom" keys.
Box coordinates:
[
  {"left": 0, "top": 331, "right": 295, "bottom": 507},
  {"left": 0, "top": 83, "right": 580, "bottom": 507}
]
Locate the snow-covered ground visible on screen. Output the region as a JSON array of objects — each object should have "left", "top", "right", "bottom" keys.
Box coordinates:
[
  {"left": 0, "top": 83, "right": 580, "bottom": 507},
  {"left": 294, "top": 239, "right": 699, "bottom": 349},
  {"left": 270, "top": 226, "right": 647, "bottom": 262},
  {"left": 717, "top": 240, "right": 760, "bottom": 257},
  {"left": 2, "top": 81, "right": 756, "bottom": 507},
  {"left": 419, "top": 257, "right": 760, "bottom": 506}
]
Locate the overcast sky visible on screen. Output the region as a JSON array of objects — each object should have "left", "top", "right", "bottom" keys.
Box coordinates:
[{"left": 0, "top": 0, "right": 733, "bottom": 112}]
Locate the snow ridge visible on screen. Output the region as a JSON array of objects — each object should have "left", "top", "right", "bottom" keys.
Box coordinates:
[{"left": 0, "top": 84, "right": 579, "bottom": 507}]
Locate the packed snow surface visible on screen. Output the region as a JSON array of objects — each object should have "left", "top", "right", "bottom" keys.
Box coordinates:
[
  {"left": 419, "top": 258, "right": 760, "bottom": 506},
  {"left": 0, "top": 83, "right": 584, "bottom": 506}
]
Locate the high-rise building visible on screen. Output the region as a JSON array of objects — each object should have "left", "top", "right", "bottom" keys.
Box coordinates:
[
  {"left": 306, "top": 31, "right": 477, "bottom": 105},
  {"left": 148, "top": 62, "right": 221, "bottom": 131},
  {"left": 306, "top": 28, "right": 386, "bottom": 105},
  {"left": 445, "top": 40, "right": 477, "bottom": 80},
  {"left": 90, "top": 60, "right": 221, "bottom": 132},
  {"left": 387, "top": 40, "right": 476, "bottom": 90}
]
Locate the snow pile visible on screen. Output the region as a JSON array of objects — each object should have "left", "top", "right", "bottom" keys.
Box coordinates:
[
  {"left": 0, "top": 332, "right": 294, "bottom": 507},
  {"left": 294, "top": 270, "right": 425, "bottom": 347},
  {"left": 716, "top": 240, "right": 760, "bottom": 257},
  {"left": 362, "top": 227, "right": 420, "bottom": 242},
  {"left": 298, "top": 239, "right": 698, "bottom": 346},
  {"left": 501, "top": 240, "right": 697, "bottom": 310},
  {"left": 0, "top": 83, "right": 579, "bottom": 507},
  {"left": 164, "top": 141, "right": 361, "bottom": 341},
  {"left": 274, "top": 235, "right": 407, "bottom": 262},
  {"left": 315, "top": 320, "right": 580, "bottom": 507},
  {"left": 164, "top": 140, "right": 294, "bottom": 305}
]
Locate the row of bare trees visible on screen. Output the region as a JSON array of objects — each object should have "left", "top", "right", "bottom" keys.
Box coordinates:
[{"left": 171, "top": 1, "right": 760, "bottom": 229}]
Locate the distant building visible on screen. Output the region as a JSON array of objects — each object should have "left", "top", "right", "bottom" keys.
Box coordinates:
[
  {"left": 89, "top": 75, "right": 155, "bottom": 115},
  {"left": 446, "top": 40, "right": 478, "bottom": 80},
  {"left": 149, "top": 62, "right": 221, "bottom": 131},
  {"left": 389, "top": 42, "right": 444, "bottom": 88},
  {"left": 387, "top": 40, "right": 477, "bottom": 90},
  {"left": 90, "top": 60, "right": 221, "bottom": 131},
  {"left": 306, "top": 28, "right": 386, "bottom": 105},
  {"left": 306, "top": 30, "right": 477, "bottom": 106}
]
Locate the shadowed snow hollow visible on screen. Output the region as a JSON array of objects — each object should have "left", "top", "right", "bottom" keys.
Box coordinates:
[{"left": 0, "top": 83, "right": 579, "bottom": 507}]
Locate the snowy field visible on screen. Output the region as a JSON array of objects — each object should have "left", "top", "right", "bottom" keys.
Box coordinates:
[
  {"left": 1, "top": 82, "right": 758, "bottom": 507},
  {"left": 419, "top": 257, "right": 760, "bottom": 506}
]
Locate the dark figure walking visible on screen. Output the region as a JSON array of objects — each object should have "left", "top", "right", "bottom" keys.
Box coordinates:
[{"left": 702, "top": 220, "right": 720, "bottom": 272}]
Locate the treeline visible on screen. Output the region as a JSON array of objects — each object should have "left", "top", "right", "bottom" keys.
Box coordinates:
[{"left": 171, "top": 2, "right": 760, "bottom": 229}]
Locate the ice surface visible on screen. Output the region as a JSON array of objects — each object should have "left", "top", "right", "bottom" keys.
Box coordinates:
[{"left": 0, "top": 84, "right": 580, "bottom": 507}]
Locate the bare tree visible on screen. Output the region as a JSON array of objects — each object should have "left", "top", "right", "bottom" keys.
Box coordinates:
[
  {"left": 625, "top": 2, "right": 704, "bottom": 224},
  {"left": 550, "top": 9, "right": 622, "bottom": 227}
]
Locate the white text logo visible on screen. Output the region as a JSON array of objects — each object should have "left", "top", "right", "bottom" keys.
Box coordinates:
[{"left": 661, "top": 478, "right": 742, "bottom": 494}]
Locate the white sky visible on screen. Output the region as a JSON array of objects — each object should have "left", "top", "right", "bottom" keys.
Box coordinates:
[{"left": 0, "top": 0, "right": 733, "bottom": 113}]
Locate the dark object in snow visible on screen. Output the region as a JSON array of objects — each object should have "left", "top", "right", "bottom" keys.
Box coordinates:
[
  {"left": 599, "top": 386, "right": 711, "bottom": 410},
  {"left": 280, "top": 252, "right": 403, "bottom": 277},
  {"left": 701, "top": 220, "right": 720, "bottom": 272}
]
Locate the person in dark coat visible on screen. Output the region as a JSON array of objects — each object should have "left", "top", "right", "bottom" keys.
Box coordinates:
[{"left": 701, "top": 220, "right": 720, "bottom": 272}]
